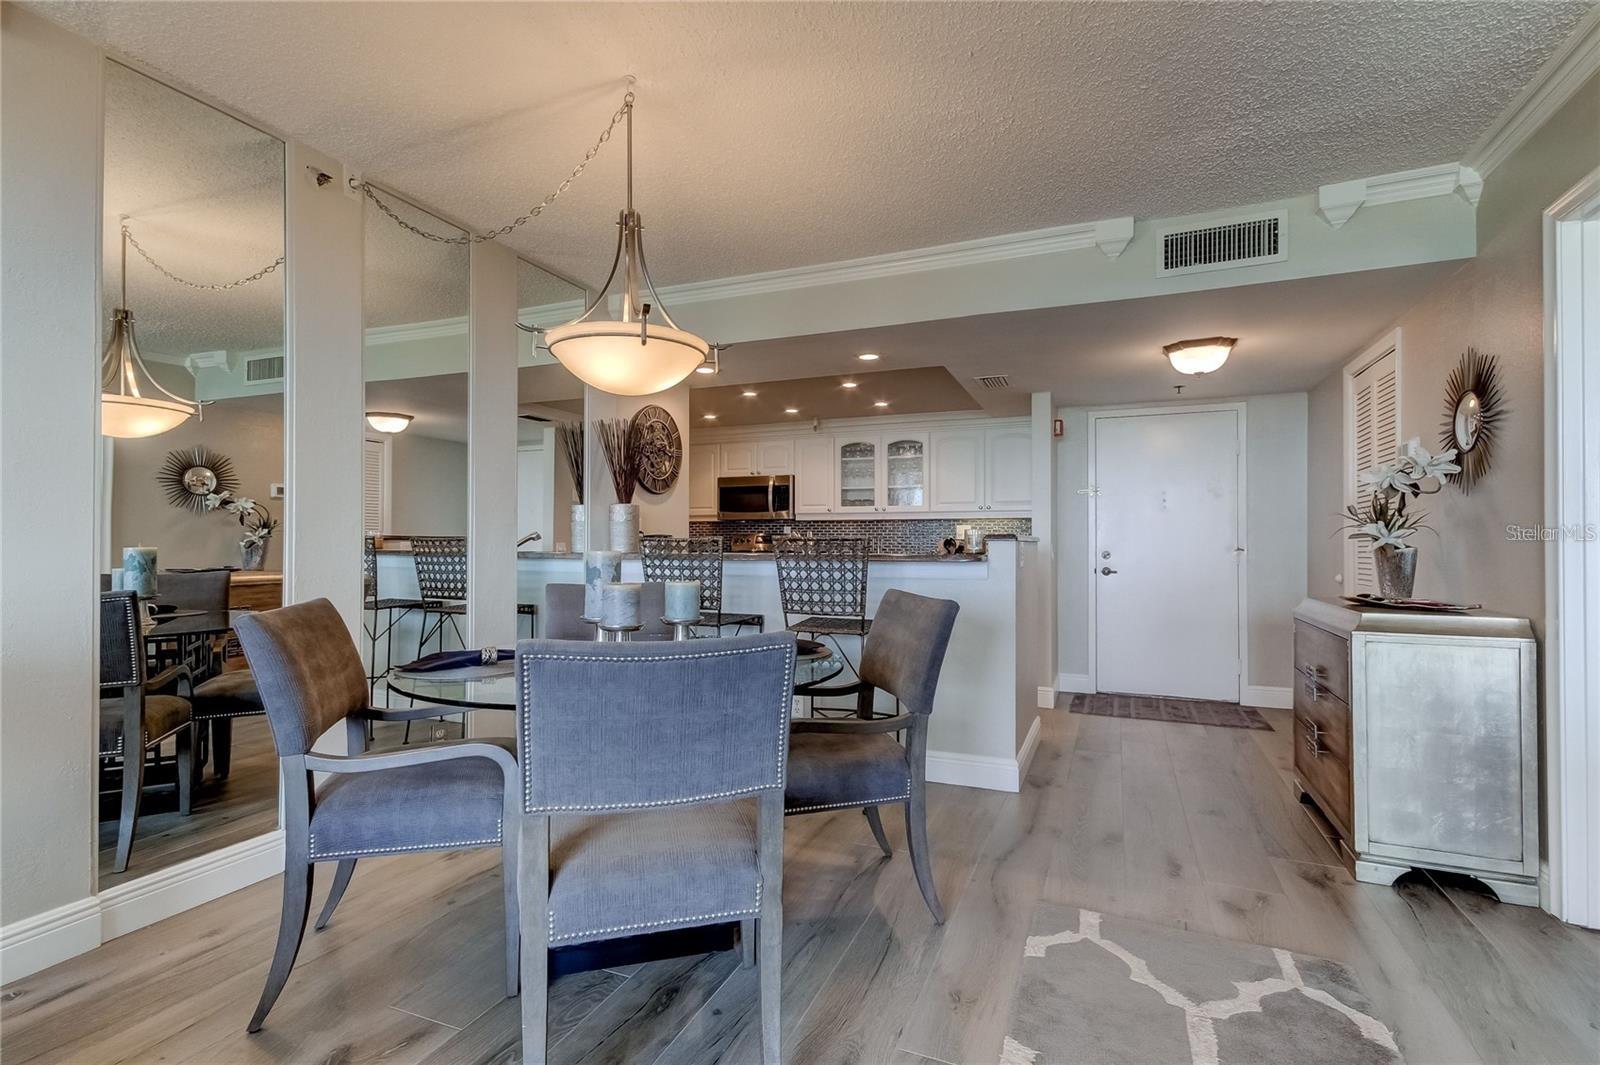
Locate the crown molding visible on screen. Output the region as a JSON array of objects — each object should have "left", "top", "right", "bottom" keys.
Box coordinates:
[
  {"left": 655, "top": 216, "right": 1137, "bottom": 307},
  {"left": 1467, "top": 7, "right": 1600, "bottom": 178},
  {"left": 1316, "top": 163, "right": 1481, "bottom": 228}
]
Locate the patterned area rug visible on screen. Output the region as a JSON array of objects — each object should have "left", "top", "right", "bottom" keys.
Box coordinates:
[
  {"left": 1067, "top": 692, "right": 1272, "bottom": 731},
  {"left": 1004, "top": 905, "right": 1403, "bottom": 1065}
]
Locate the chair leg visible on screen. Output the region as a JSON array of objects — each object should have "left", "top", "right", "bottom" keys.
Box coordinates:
[
  {"left": 740, "top": 917, "right": 756, "bottom": 968},
  {"left": 175, "top": 725, "right": 193, "bottom": 817},
  {"left": 314, "top": 859, "right": 357, "bottom": 931},
  {"left": 112, "top": 746, "right": 143, "bottom": 874},
  {"left": 248, "top": 860, "right": 314, "bottom": 1033},
  {"left": 758, "top": 914, "right": 782, "bottom": 1065},
  {"left": 212, "top": 717, "right": 234, "bottom": 779},
  {"left": 500, "top": 830, "right": 519, "bottom": 998},
  {"left": 904, "top": 795, "right": 944, "bottom": 924},
  {"left": 863, "top": 806, "right": 892, "bottom": 857},
  {"left": 518, "top": 818, "right": 550, "bottom": 1065}
]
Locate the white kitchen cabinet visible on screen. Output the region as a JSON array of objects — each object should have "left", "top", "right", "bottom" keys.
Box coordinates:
[
  {"left": 984, "top": 426, "right": 1033, "bottom": 511},
  {"left": 835, "top": 434, "right": 881, "bottom": 512},
  {"left": 756, "top": 438, "right": 793, "bottom": 475},
  {"left": 795, "top": 436, "right": 834, "bottom": 514},
  {"left": 930, "top": 428, "right": 985, "bottom": 510},
  {"left": 719, "top": 440, "right": 756, "bottom": 476},
  {"left": 830, "top": 432, "right": 931, "bottom": 513},
  {"left": 689, "top": 443, "right": 720, "bottom": 517},
  {"left": 883, "top": 432, "right": 930, "bottom": 512}
]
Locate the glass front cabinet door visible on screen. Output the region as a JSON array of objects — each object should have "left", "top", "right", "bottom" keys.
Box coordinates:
[
  {"left": 835, "top": 436, "right": 879, "bottom": 511},
  {"left": 884, "top": 433, "right": 930, "bottom": 511}
]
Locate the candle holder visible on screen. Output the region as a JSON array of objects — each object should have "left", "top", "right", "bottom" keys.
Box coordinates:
[
  {"left": 596, "top": 622, "right": 641, "bottom": 643},
  {"left": 665, "top": 617, "right": 700, "bottom": 642},
  {"left": 581, "top": 616, "right": 605, "bottom": 642}
]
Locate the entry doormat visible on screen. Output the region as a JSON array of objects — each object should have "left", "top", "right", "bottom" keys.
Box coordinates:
[
  {"left": 1003, "top": 905, "right": 1404, "bottom": 1065},
  {"left": 1066, "top": 692, "right": 1272, "bottom": 731}
]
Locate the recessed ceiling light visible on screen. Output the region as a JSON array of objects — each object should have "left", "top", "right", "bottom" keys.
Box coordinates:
[
  {"left": 874, "top": 400, "right": 889, "bottom": 408},
  {"left": 784, "top": 407, "right": 799, "bottom": 415},
  {"left": 742, "top": 389, "right": 758, "bottom": 397},
  {"left": 694, "top": 364, "right": 717, "bottom": 375},
  {"left": 841, "top": 381, "right": 858, "bottom": 389},
  {"left": 702, "top": 413, "right": 717, "bottom": 420},
  {"left": 857, "top": 352, "right": 880, "bottom": 361}
]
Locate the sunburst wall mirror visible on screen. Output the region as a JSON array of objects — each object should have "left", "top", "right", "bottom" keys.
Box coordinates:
[
  {"left": 1439, "top": 347, "right": 1505, "bottom": 494},
  {"left": 158, "top": 445, "right": 239, "bottom": 511}
]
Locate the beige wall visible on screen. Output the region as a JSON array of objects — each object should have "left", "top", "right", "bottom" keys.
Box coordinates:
[
  {"left": 389, "top": 432, "right": 469, "bottom": 537},
  {"left": 109, "top": 394, "right": 284, "bottom": 571},
  {"left": 1306, "top": 72, "right": 1600, "bottom": 627},
  {"left": 1305, "top": 371, "right": 1345, "bottom": 599}
]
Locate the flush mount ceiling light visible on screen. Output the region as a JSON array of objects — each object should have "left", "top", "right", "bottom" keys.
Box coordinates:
[
  {"left": 100, "top": 227, "right": 199, "bottom": 438},
  {"left": 365, "top": 412, "right": 413, "bottom": 434},
  {"left": 857, "top": 352, "right": 880, "bottom": 362},
  {"left": 536, "top": 89, "right": 710, "bottom": 395},
  {"left": 1163, "top": 336, "right": 1237, "bottom": 375}
]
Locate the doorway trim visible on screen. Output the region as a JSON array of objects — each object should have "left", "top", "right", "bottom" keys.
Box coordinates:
[
  {"left": 1084, "top": 401, "right": 1248, "bottom": 700},
  {"left": 1543, "top": 165, "right": 1600, "bottom": 928}
]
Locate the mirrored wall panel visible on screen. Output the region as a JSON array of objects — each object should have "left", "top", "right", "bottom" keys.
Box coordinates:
[
  {"left": 513, "top": 259, "right": 587, "bottom": 630},
  {"left": 98, "top": 61, "right": 285, "bottom": 888},
  {"left": 361, "top": 192, "right": 469, "bottom": 732}
]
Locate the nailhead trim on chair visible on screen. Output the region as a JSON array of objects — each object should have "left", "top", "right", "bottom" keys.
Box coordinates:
[
  {"left": 787, "top": 788, "right": 911, "bottom": 814},
  {"left": 548, "top": 881, "right": 761, "bottom": 944},
  {"left": 519, "top": 644, "right": 795, "bottom": 813},
  {"left": 309, "top": 820, "right": 502, "bottom": 860},
  {"left": 190, "top": 708, "right": 266, "bottom": 720}
]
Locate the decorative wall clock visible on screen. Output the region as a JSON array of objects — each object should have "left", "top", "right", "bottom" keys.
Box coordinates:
[
  {"left": 629, "top": 404, "right": 682, "bottom": 495},
  {"left": 158, "top": 445, "right": 238, "bottom": 512},
  {"left": 1439, "top": 347, "right": 1505, "bottom": 494}
]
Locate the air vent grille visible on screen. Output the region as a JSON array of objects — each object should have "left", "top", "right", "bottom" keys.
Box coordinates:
[
  {"left": 973, "top": 374, "right": 1011, "bottom": 391},
  {"left": 1158, "top": 212, "right": 1286, "bottom": 276},
  {"left": 245, "top": 354, "right": 285, "bottom": 383}
]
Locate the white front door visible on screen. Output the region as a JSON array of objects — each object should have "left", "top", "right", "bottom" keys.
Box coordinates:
[{"left": 1094, "top": 409, "right": 1241, "bottom": 701}]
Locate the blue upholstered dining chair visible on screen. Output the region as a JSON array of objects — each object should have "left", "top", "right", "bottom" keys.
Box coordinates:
[
  {"left": 514, "top": 633, "right": 797, "bottom": 1065},
  {"left": 784, "top": 589, "right": 959, "bottom": 922},
  {"left": 233, "top": 598, "right": 520, "bottom": 1034}
]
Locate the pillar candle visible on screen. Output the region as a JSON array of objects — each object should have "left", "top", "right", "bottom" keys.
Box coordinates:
[
  {"left": 665, "top": 580, "right": 701, "bottom": 623},
  {"left": 601, "top": 582, "right": 641, "bottom": 628},
  {"left": 583, "top": 550, "right": 622, "bottom": 619},
  {"left": 122, "top": 546, "right": 157, "bottom": 598}
]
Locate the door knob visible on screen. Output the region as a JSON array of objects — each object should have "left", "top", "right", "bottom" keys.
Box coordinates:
[{"left": 1100, "top": 566, "right": 1117, "bottom": 576}]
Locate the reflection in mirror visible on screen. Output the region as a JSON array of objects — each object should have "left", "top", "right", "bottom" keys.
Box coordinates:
[
  {"left": 97, "top": 61, "right": 285, "bottom": 889},
  {"left": 361, "top": 192, "right": 469, "bottom": 740},
  {"left": 514, "top": 259, "right": 587, "bottom": 631}
]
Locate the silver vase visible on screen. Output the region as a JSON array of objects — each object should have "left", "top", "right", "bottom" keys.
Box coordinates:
[
  {"left": 570, "top": 503, "right": 587, "bottom": 555},
  {"left": 609, "top": 503, "right": 640, "bottom": 554},
  {"left": 241, "top": 539, "right": 268, "bottom": 571},
  {"left": 1373, "top": 544, "right": 1417, "bottom": 599}
]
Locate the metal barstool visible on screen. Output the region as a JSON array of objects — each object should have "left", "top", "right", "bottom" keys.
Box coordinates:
[
  {"left": 411, "top": 536, "right": 469, "bottom": 656},
  {"left": 775, "top": 537, "right": 874, "bottom": 714},
  {"left": 363, "top": 536, "right": 425, "bottom": 697},
  {"left": 640, "top": 535, "right": 764, "bottom": 636}
]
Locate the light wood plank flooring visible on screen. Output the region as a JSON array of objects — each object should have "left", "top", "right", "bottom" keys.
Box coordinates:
[{"left": 13, "top": 706, "right": 1597, "bottom": 1064}]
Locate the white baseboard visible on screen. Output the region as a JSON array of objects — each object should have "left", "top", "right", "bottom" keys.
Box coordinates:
[
  {"left": 1015, "top": 715, "right": 1042, "bottom": 784},
  {"left": 99, "top": 830, "right": 284, "bottom": 941},
  {"left": 1242, "top": 685, "right": 1292, "bottom": 710},
  {"left": 0, "top": 896, "right": 101, "bottom": 984},
  {"left": 1056, "top": 672, "right": 1093, "bottom": 694},
  {"left": 1035, "top": 686, "right": 1057, "bottom": 709},
  {"left": 927, "top": 748, "right": 1022, "bottom": 793}
]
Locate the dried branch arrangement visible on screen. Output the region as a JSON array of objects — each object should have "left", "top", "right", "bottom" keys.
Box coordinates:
[
  {"left": 595, "top": 418, "right": 638, "bottom": 504},
  {"left": 556, "top": 422, "right": 585, "bottom": 504}
]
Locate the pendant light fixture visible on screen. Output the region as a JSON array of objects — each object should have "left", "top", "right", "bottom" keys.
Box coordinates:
[
  {"left": 540, "top": 89, "right": 711, "bottom": 395},
  {"left": 1163, "top": 336, "right": 1237, "bottom": 375},
  {"left": 101, "top": 225, "right": 200, "bottom": 437}
]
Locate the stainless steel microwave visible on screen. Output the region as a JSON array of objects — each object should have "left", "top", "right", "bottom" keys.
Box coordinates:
[{"left": 717, "top": 475, "right": 794, "bottom": 520}]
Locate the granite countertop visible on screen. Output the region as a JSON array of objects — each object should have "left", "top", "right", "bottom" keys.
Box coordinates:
[{"left": 516, "top": 550, "right": 989, "bottom": 563}]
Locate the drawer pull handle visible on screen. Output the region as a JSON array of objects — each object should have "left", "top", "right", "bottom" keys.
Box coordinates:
[
  {"left": 1302, "top": 676, "right": 1321, "bottom": 700},
  {"left": 1298, "top": 716, "right": 1325, "bottom": 757}
]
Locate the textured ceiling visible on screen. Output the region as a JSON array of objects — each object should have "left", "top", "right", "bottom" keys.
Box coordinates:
[{"left": 50, "top": 0, "right": 1591, "bottom": 296}]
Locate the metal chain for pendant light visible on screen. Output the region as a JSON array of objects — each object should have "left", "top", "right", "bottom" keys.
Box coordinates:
[
  {"left": 121, "top": 222, "right": 284, "bottom": 291},
  {"left": 357, "top": 84, "right": 636, "bottom": 246}
]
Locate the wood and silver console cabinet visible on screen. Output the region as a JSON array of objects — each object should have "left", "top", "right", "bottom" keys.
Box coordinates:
[{"left": 1292, "top": 598, "right": 1539, "bottom": 905}]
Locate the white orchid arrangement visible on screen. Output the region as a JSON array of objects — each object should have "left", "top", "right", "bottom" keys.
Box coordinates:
[
  {"left": 1342, "top": 438, "right": 1460, "bottom": 550},
  {"left": 204, "top": 490, "right": 280, "bottom": 548}
]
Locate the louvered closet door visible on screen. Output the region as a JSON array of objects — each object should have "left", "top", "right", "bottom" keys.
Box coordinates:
[
  {"left": 363, "top": 438, "right": 388, "bottom": 536},
  {"left": 1348, "top": 349, "right": 1399, "bottom": 593}
]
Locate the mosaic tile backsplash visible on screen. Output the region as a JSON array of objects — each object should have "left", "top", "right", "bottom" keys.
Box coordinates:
[{"left": 689, "top": 517, "right": 1031, "bottom": 555}]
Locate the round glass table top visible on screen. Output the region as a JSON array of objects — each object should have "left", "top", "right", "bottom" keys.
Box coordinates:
[{"left": 383, "top": 641, "right": 843, "bottom": 712}]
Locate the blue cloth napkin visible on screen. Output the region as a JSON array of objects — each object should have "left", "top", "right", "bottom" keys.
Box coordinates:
[{"left": 397, "top": 648, "right": 514, "bottom": 672}]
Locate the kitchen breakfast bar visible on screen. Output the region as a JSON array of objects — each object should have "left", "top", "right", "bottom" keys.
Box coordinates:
[{"left": 368, "top": 536, "right": 1046, "bottom": 793}]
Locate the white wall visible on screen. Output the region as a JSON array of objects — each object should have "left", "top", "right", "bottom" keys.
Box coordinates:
[
  {"left": 388, "top": 433, "right": 469, "bottom": 535},
  {"left": 0, "top": 4, "right": 103, "bottom": 937},
  {"left": 1055, "top": 393, "right": 1309, "bottom": 697}
]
